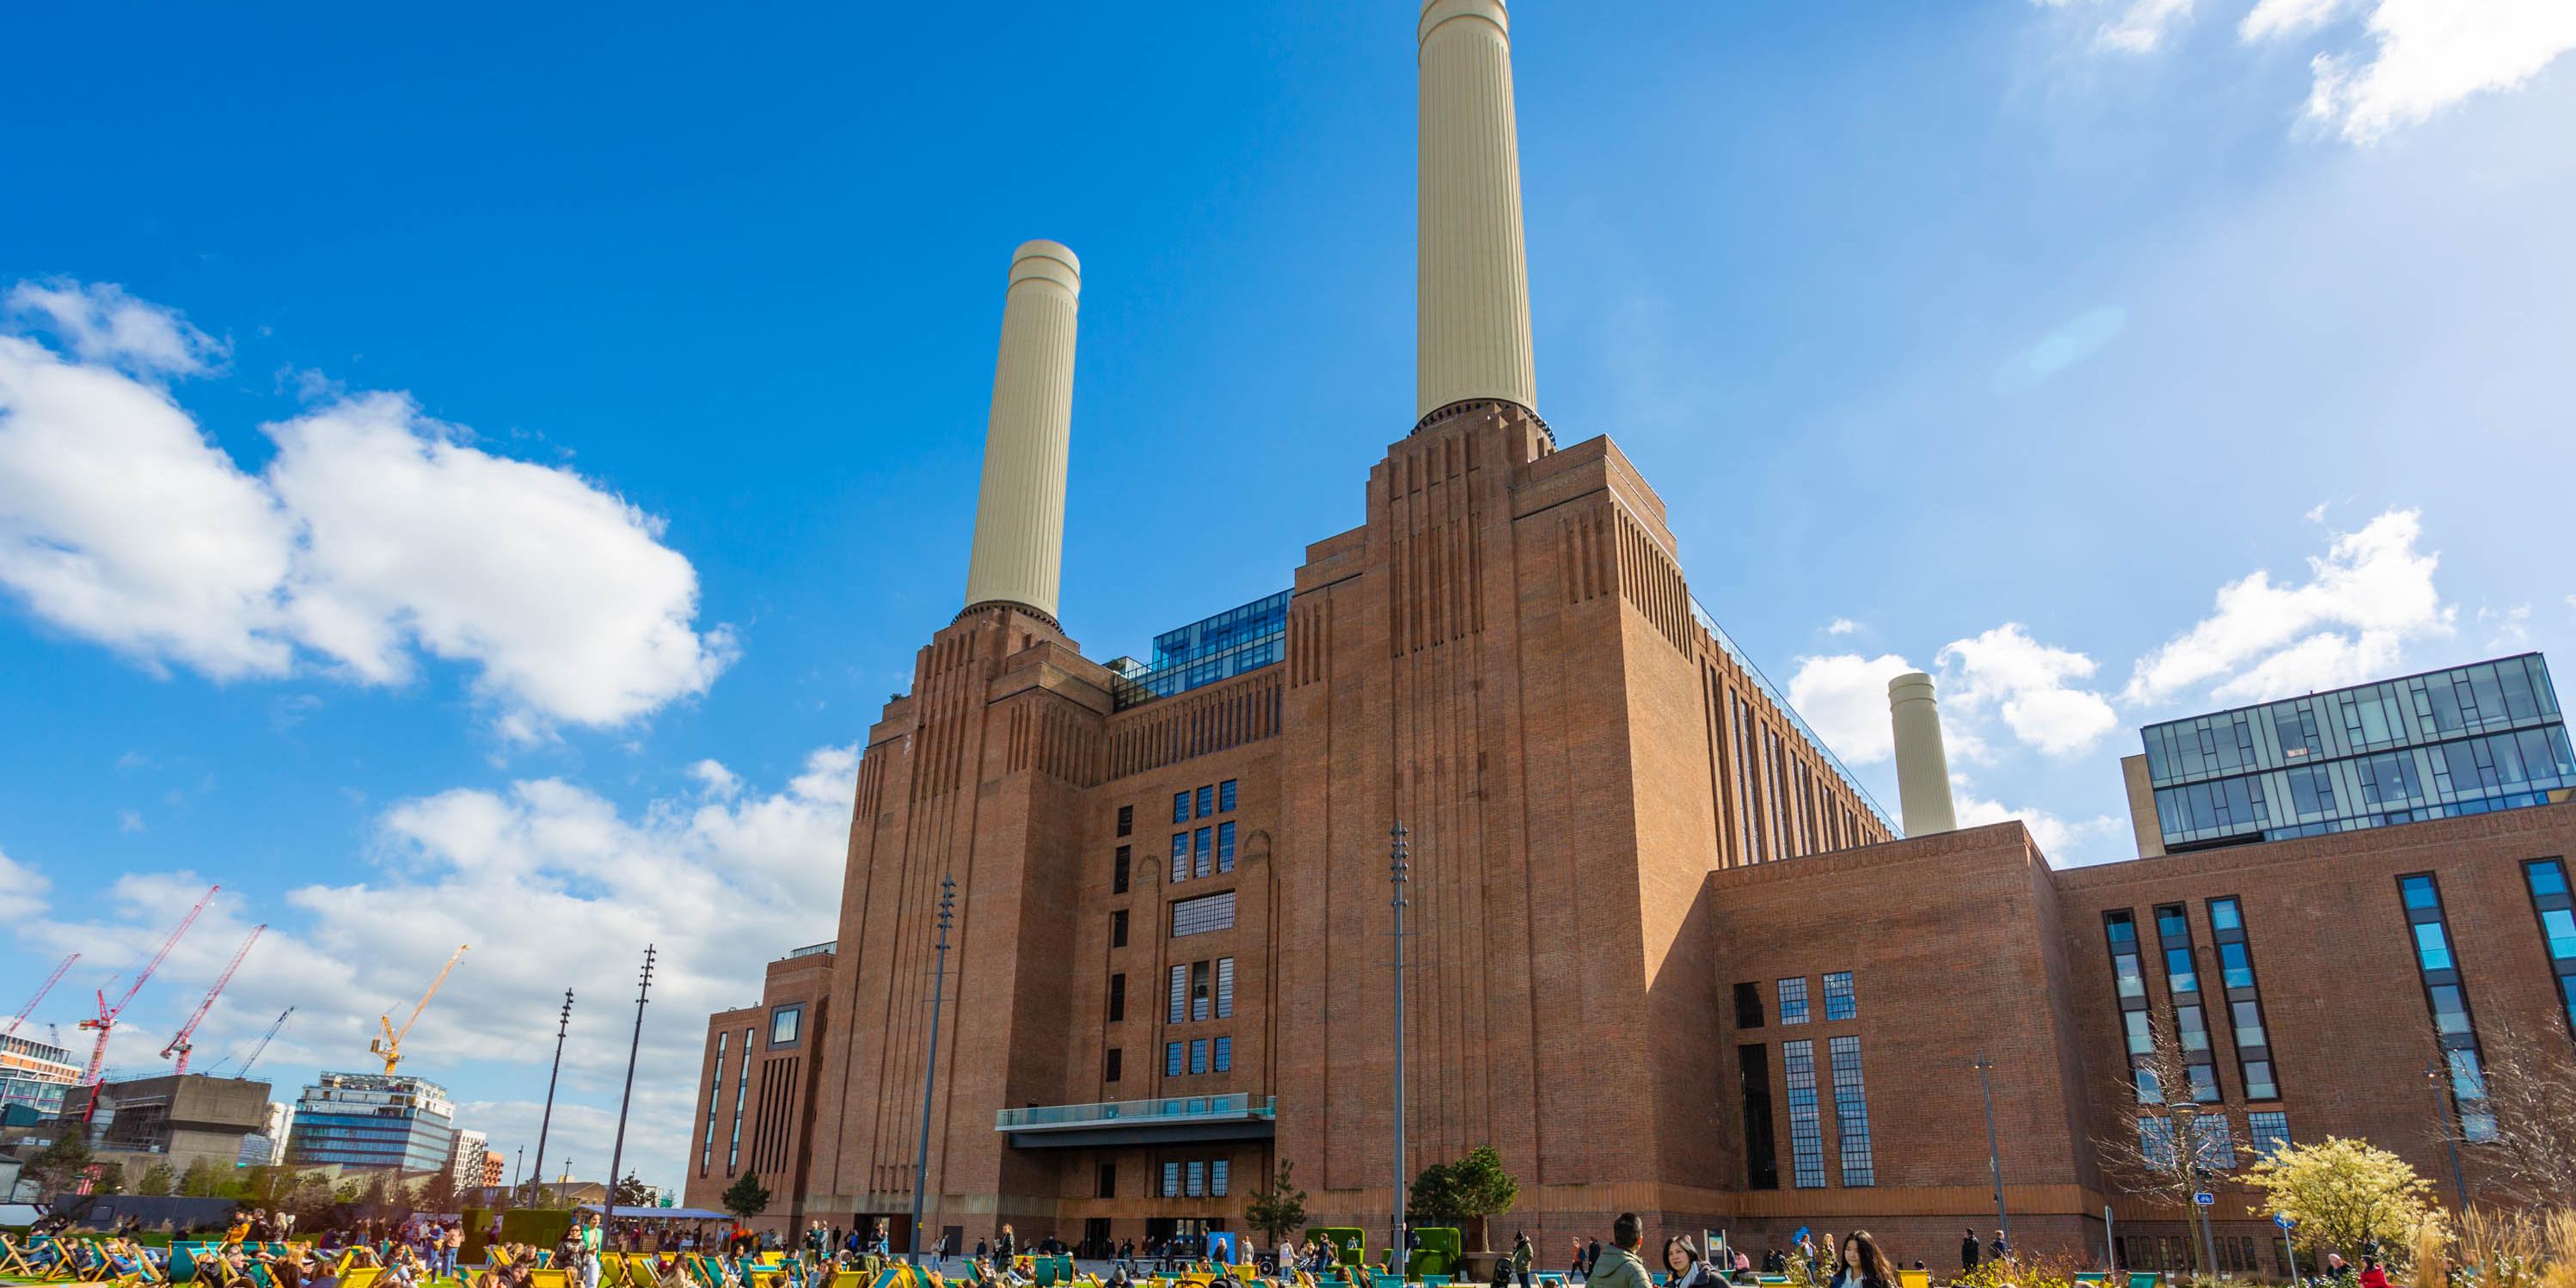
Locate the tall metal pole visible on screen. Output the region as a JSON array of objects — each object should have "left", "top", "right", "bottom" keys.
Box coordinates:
[
  {"left": 2173, "top": 1106, "right": 2215, "bottom": 1279},
  {"left": 910, "top": 877, "right": 957, "bottom": 1267},
  {"left": 514, "top": 1146, "right": 524, "bottom": 1201},
  {"left": 2425, "top": 1058, "right": 2469, "bottom": 1210},
  {"left": 532, "top": 990, "right": 574, "bottom": 1207},
  {"left": 1973, "top": 1052, "right": 2009, "bottom": 1247},
  {"left": 605, "top": 948, "right": 655, "bottom": 1219},
  {"left": 1389, "top": 823, "right": 1410, "bottom": 1269}
]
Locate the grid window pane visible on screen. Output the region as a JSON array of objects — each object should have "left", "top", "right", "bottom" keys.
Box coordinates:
[
  {"left": 1212, "top": 1159, "right": 1229, "bottom": 1196},
  {"left": 1214, "top": 1035, "right": 1232, "bottom": 1072},
  {"left": 1170, "top": 834, "right": 1190, "bottom": 883},
  {"left": 1216, "top": 957, "right": 1235, "bottom": 1018},
  {"left": 1219, "top": 780, "right": 1238, "bottom": 813},
  {"left": 1187, "top": 1161, "right": 1205, "bottom": 1197},
  {"left": 2248, "top": 1111, "right": 2291, "bottom": 1157},
  {"left": 1162, "top": 1162, "right": 1180, "bottom": 1197},
  {"left": 1196, "top": 786, "right": 1215, "bottom": 818},
  {"left": 1778, "top": 977, "right": 1810, "bottom": 1025},
  {"left": 1165, "top": 1042, "right": 1182, "bottom": 1077},
  {"left": 1189, "top": 1038, "right": 1208, "bottom": 1075},
  {"left": 1194, "top": 827, "right": 1212, "bottom": 878},
  {"left": 1783, "top": 1040, "right": 1824, "bottom": 1188},
  {"left": 1169, "top": 965, "right": 1187, "bottom": 1024},
  {"left": 1823, "top": 971, "right": 1856, "bottom": 1021},
  {"left": 1829, "top": 1035, "right": 1874, "bottom": 1187},
  {"left": 1173, "top": 793, "right": 1189, "bottom": 825},
  {"left": 1172, "top": 892, "right": 1236, "bottom": 937},
  {"left": 1217, "top": 821, "right": 1236, "bottom": 873}
]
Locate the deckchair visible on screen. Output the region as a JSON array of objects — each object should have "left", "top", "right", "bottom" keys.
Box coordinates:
[
  {"left": 0, "top": 1234, "right": 46, "bottom": 1279},
  {"left": 344, "top": 1267, "right": 386, "bottom": 1288},
  {"left": 826, "top": 1270, "right": 866, "bottom": 1288},
  {"left": 531, "top": 1270, "right": 572, "bottom": 1288},
  {"left": 1897, "top": 1272, "right": 1930, "bottom": 1288},
  {"left": 2124, "top": 1275, "right": 2159, "bottom": 1288}
]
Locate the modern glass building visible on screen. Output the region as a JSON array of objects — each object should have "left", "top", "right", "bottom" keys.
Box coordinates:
[
  {"left": 283, "top": 1070, "right": 458, "bottom": 1173},
  {"left": 2141, "top": 653, "right": 2576, "bottom": 852},
  {"left": 0, "top": 1033, "right": 79, "bottom": 1117},
  {"left": 1107, "top": 591, "right": 1289, "bottom": 708}
]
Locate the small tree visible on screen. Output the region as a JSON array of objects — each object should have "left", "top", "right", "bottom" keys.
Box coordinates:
[
  {"left": 615, "top": 1173, "right": 656, "bottom": 1208},
  {"left": 2444, "top": 1020, "right": 2576, "bottom": 1208},
  {"left": 1244, "top": 1162, "right": 1310, "bottom": 1244},
  {"left": 1408, "top": 1160, "right": 1466, "bottom": 1225},
  {"left": 180, "top": 1157, "right": 224, "bottom": 1198},
  {"left": 137, "top": 1161, "right": 178, "bottom": 1196},
  {"left": 2245, "top": 1137, "right": 2440, "bottom": 1262},
  {"left": 721, "top": 1171, "right": 771, "bottom": 1222},
  {"left": 2091, "top": 1013, "right": 2225, "bottom": 1275},
  {"left": 22, "top": 1132, "right": 93, "bottom": 1195},
  {"left": 1448, "top": 1147, "right": 1519, "bottom": 1251},
  {"left": 93, "top": 1162, "right": 129, "bottom": 1195},
  {"left": 423, "top": 1168, "right": 460, "bottom": 1213}
]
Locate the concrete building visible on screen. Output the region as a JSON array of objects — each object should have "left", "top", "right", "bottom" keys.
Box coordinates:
[
  {"left": 84, "top": 1073, "right": 273, "bottom": 1180},
  {"left": 0, "top": 1033, "right": 82, "bottom": 1119},
  {"left": 451, "top": 1128, "right": 489, "bottom": 1191},
  {"left": 285, "top": 1071, "right": 457, "bottom": 1174},
  {"left": 680, "top": 0, "right": 2576, "bottom": 1269}
]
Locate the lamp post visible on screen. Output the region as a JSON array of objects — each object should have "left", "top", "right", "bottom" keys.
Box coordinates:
[
  {"left": 909, "top": 876, "right": 957, "bottom": 1266},
  {"left": 532, "top": 990, "right": 573, "bottom": 1210},
  {"left": 605, "top": 947, "right": 654, "bottom": 1220},
  {"left": 2424, "top": 1057, "right": 2469, "bottom": 1210},
  {"left": 2169, "top": 1104, "right": 2216, "bottom": 1279},
  {"left": 1389, "top": 823, "right": 1412, "bottom": 1270},
  {"left": 1972, "top": 1052, "right": 2009, "bottom": 1248}
]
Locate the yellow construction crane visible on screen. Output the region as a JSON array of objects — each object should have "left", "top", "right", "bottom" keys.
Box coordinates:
[{"left": 371, "top": 943, "right": 468, "bottom": 1076}]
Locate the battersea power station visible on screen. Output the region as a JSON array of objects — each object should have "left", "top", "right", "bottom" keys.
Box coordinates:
[{"left": 684, "top": 1, "right": 2576, "bottom": 1272}]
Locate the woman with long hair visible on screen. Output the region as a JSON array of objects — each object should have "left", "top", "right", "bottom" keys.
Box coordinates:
[
  {"left": 1825, "top": 1232, "right": 1895, "bottom": 1288},
  {"left": 1662, "top": 1237, "right": 1710, "bottom": 1288}
]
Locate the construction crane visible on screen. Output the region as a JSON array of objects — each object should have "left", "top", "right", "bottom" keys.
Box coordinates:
[
  {"left": 231, "top": 1006, "right": 293, "bottom": 1079},
  {"left": 160, "top": 924, "right": 265, "bottom": 1073},
  {"left": 371, "top": 944, "right": 468, "bottom": 1076},
  {"left": 78, "top": 884, "right": 216, "bottom": 1116},
  {"left": 3, "top": 952, "right": 79, "bottom": 1040}
]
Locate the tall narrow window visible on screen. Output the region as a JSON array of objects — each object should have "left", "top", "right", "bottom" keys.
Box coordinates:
[
  {"left": 1783, "top": 1039, "right": 1824, "bottom": 1188},
  {"left": 2106, "top": 911, "right": 2157, "bottom": 1102},
  {"left": 1219, "top": 780, "right": 1238, "bottom": 813},
  {"left": 1194, "top": 827, "right": 1213, "bottom": 878},
  {"left": 1104, "top": 1048, "right": 1123, "bottom": 1083},
  {"left": 2155, "top": 905, "right": 2222, "bottom": 1102},
  {"left": 1738, "top": 1044, "right": 1778, "bottom": 1190},
  {"left": 2524, "top": 859, "right": 2576, "bottom": 1041},
  {"left": 1189, "top": 1038, "right": 1208, "bottom": 1075},
  {"left": 1213, "top": 1035, "right": 1232, "bottom": 1072},
  {"left": 1191, "top": 960, "right": 1212, "bottom": 1021},
  {"left": 1778, "top": 977, "right": 1810, "bottom": 1025},
  {"left": 1196, "top": 785, "right": 1215, "bottom": 819},
  {"left": 1113, "top": 845, "right": 1131, "bottom": 894},
  {"left": 1824, "top": 971, "right": 1856, "bottom": 1021},
  {"left": 1108, "top": 972, "right": 1125, "bottom": 1022},
  {"left": 2248, "top": 1110, "right": 2291, "bottom": 1158},
  {"left": 1165, "top": 1042, "right": 1183, "bottom": 1077},
  {"left": 1829, "top": 1035, "right": 1874, "bottom": 1187},
  {"left": 1173, "top": 792, "right": 1190, "bottom": 824},
  {"left": 1162, "top": 1162, "right": 1180, "bottom": 1197},
  {"left": 727, "top": 1026, "right": 751, "bottom": 1172},
  {"left": 1211, "top": 1159, "right": 1230, "bottom": 1196},
  {"left": 1217, "top": 821, "right": 1236, "bottom": 873},
  {"left": 1187, "top": 1160, "right": 1206, "bottom": 1197},
  {"left": 1215, "top": 958, "right": 1236, "bottom": 1019},
  {"left": 1170, "top": 833, "right": 1190, "bottom": 884},
  {"left": 1733, "top": 983, "right": 1765, "bottom": 1029},
  {"left": 1168, "top": 965, "right": 1188, "bottom": 1024},
  {"left": 2400, "top": 873, "right": 2496, "bottom": 1139},
  {"left": 2207, "top": 898, "right": 2279, "bottom": 1100},
  {"left": 702, "top": 1032, "right": 727, "bottom": 1175},
  {"left": 1112, "top": 910, "right": 1129, "bottom": 948},
  {"left": 1117, "top": 805, "right": 1134, "bottom": 837}
]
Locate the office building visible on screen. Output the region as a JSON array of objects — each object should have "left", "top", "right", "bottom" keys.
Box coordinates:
[
  {"left": 284, "top": 1071, "right": 458, "bottom": 1174},
  {"left": 0, "top": 1033, "right": 81, "bottom": 1119}
]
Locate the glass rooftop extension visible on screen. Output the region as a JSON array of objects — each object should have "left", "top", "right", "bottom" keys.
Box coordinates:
[
  {"left": 2141, "top": 653, "right": 2574, "bottom": 852},
  {"left": 994, "top": 1092, "right": 1274, "bottom": 1133},
  {"left": 1108, "top": 591, "right": 1289, "bottom": 709}
]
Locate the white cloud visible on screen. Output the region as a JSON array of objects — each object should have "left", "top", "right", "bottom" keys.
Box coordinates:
[
  {"left": 0, "top": 847, "right": 50, "bottom": 921},
  {"left": 1937, "top": 623, "right": 2121, "bottom": 756},
  {"left": 2101, "top": 0, "right": 2198, "bottom": 52},
  {"left": 118, "top": 810, "right": 146, "bottom": 834},
  {"left": 1825, "top": 617, "right": 1861, "bottom": 636},
  {"left": 5, "top": 280, "right": 225, "bottom": 377},
  {"left": 1786, "top": 652, "right": 1918, "bottom": 765},
  {"left": 1955, "top": 785, "right": 2130, "bottom": 865},
  {"left": 9, "top": 745, "right": 857, "bottom": 1187},
  {"left": 687, "top": 759, "right": 741, "bottom": 800},
  {"left": 2242, "top": 0, "right": 2346, "bottom": 40},
  {"left": 2303, "top": 500, "right": 2332, "bottom": 523},
  {"left": 2478, "top": 602, "right": 2532, "bottom": 650},
  {"left": 0, "top": 280, "right": 734, "bottom": 736},
  {"left": 2297, "top": 0, "right": 2576, "bottom": 143},
  {"left": 2122, "top": 506, "right": 2453, "bottom": 706}
]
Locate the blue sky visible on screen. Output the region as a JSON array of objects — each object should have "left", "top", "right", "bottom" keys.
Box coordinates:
[{"left": 3, "top": 1, "right": 2572, "bottom": 1193}]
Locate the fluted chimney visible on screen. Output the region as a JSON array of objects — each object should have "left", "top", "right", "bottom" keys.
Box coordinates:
[
  {"left": 1418, "top": 0, "right": 1536, "bottom": 420},
  {"left": 961, "top": 239, "right": 1081, "bottom": 623},
  {"left": 1888, "top": 672, "right": 1958, "bottom": 837}
]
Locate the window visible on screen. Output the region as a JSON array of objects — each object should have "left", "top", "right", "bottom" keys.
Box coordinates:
[
  {"left": 1097, "top": 1162, "right": 1117, "bottom": 1198},
  {"left": 1217, "top": 821, "right": 1236, "bottom": 873},
  {"left": 1187, "top": 1161, "right": 1206, "bottom": 1197},
  {"left": 1216, "top": 957, "right": 1236, "bottom": 1018},
  {"left": 1104, "top": 1048, "right": 1123, "bottom": 1083},
  {"left": 1824, "top": 971, "right": 1856, "bottom": 1021},
  {"left": 1194, "top": 827, "right": 1212, "bottom": 878},
  {"left": 1171, "top": 833, "right": 1190, "bottom": 883},
  {"left": 1173, "top": 792, "right": 1190, "bottom": 824},
  {"left": 1219, "top": 780, "right": 1238, "bottom": 813},
  {"left": 1192, "top": 960, "right": 1212, "bottom": 1021},
  {"left": 2192, "top": 1113, "right": 2237, "bottom": 1171},
  {"left": 1778, "top": 977, "right": 1810, "bottom": 1025},
  {"left": 769, "top": 1005, "right": 802, "bottom": 1046},
  {"left": 1829, "top": 1035, "right": 1874, "bottom": 1187},
  {"left": 727, "top": 1025, "right": 751, "bottom": 1172},
  {"left": 1212, "top": 1159, "right": 1230, "bottom": 1196},
  {"left": 1113, "top": 845, "right": 1131, "bottom": 894},
  {"left": 2400, "top": 874, "right": 2496, "bottom": 1140},
  {"left": 1117, "top": 805, "right": 1133, "bottom": 837},
  {"left": 1783, "top": 1040, "right": 1824, "bottom": 1188},
  {"left": 2155, "top": 904, "right": 2222, "bottom": 1103},
  {"left": 1214, "top": 1035, "right": 1232, "bottom": 1072},
  {"left": 702, "top": 1032, "right": 727, "bottom": 1175},
  {"left": 2137, "top": 1117, "right": 2177, "bottom": 1169},
  {"left": 1173, "top": 891, "right": 1236, "bottom": 937},
  {"left": 1738, "top": 1044, "right": 1777, "bottom": 1190},
  {"left": 1112, "top": 910, "right": 1129, "bottom": 948},
  {"left": 2248, "top": 1111, "right": 2291, "bottom": 1158},
  {"left": 1165, "top": 1042, "right": 1184, "bottom": 1077},
  {"left": 1162, "top": 1162, "right": 1180, "bottom": 1198},
  {"left": 1733, "top": 983, "right": 1765, "bottom": 1029},
  {"left": 2207, "top": 898, "right": 2279, "bottom": 1100},
  {"left": 1169, "top": 965, "right": 1188, "bottom": 1024},
  {"left": 1189, "top": 1039, "right": 1208, "bottom": 1075},
  {"left": 2525, "top": 859, "right": 2576, "bottom": 1041},
  {"left": 1108, "top": 973, "right": 1125, "bottom": 1022},
  {"left": 1197, "top": 785, "right": 1215, "bottom": 818}
]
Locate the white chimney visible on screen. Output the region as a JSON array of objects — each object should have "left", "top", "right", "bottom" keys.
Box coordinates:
[
  {"left": 1888, "top": 672, "right": 1958, "bottom": 836},
  {"left": 1418, "top": 0, "right": 1537, "bottom": 420},
  {"left": 962, "top": 240, "right": 1081, "bottom": 622}
]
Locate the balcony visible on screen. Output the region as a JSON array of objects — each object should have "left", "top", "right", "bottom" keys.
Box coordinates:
[{"left": 995, "top": 1094, "right": 1276, "bottom": 1150}]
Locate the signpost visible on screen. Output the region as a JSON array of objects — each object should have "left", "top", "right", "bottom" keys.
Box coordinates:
[
  {"left": 2194, "top": 1193, "right": 2216, "bottom": 1206},
  {"left": 2276, "top": 1215, "right": 2300, "bottom": 1285}
]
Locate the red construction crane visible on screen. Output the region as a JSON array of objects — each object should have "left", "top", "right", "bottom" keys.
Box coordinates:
[
  {"left": 160, "top": 924, "right": 265, "bottom": 1073},
  {"left": 3, "top": 952, "right": 79, "bottom": 1040},
  {"left": 77, "top": 883, "right": 216, "bottom": 1116}
]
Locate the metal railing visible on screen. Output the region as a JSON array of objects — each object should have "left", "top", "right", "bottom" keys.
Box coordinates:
[
  {"left": 995, "top": 1093, "right": 1274, "bottom": 1132},
  {"left": 783, "top": 941, "right": 837, "bottom": 960},
  {"left": 1692, "top": 596, "right": 1899, "bottom": 836}
]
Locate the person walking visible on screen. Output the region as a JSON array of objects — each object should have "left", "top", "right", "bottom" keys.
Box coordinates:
[
  {"left": 1585, "top": 1240, "right": 1602, "bottom": 1277},
  {"left": 1986, "top": 1234, "right": 2008, "bottom": 1266},
  {"left": 1583, "top": 1216, "right": 1649, "bottom": 1288},
  {"left": 1959, "top": 1230, "right": 1978, "bottom": 1275},
  {"left": 1512, "top": 1232, "right": 1534, "bottom": 1288},
  {"left": 1824, "top": 1232, "right": 1894, "bottom": 1288},
  {"left": 1569, "top": 1240, "right": 1586, "bottom": 1279}
]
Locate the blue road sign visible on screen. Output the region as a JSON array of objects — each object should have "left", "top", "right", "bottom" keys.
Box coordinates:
[
  {"left": 2275, "top": 1215, "right": 2296, "bottom": 1229},
  {"left": 2194, "top": 1192, "right": 2216, "bottom": 1206}
]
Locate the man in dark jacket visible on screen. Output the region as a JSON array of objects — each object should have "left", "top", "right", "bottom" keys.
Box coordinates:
[{"left": 1960, "top": 1230, "right": 1979, "bottom": 1273}]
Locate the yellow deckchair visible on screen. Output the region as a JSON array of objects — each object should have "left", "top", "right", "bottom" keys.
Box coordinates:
[{"left": 344, "top": 1267, "right": 385, "bottom": 1288}]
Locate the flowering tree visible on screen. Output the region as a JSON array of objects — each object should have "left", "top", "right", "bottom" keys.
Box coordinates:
[{"left": 2243, "top": 1137, "right": 2439, "bottom": 1261}]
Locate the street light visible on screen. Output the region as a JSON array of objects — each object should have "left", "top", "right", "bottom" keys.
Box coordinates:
[
  {"left": 909, "top": 876, "right": 957, "bottom": 1267},
  {"left": 1972, "top": 1052, "right": 2008, "bottom": 1248},
  {"left": 2168, "top": 1104, "right": 2217, "bottom": 1279}
]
